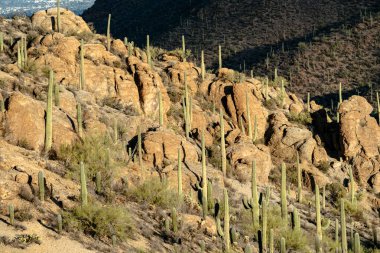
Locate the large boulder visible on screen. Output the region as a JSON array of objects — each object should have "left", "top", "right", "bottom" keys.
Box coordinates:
[
  {"left": 167, "top": 61, "right": 200, "bottom": 93},
  {"left": 142, "top": 129, "right": 198, "bottom": 168},
  {"left": 4, "top": 92, "right": 77, "bottom": 151},
  {"left": 338, "top": 96, "right": 380, "bottom": 187},
  {"left": 31, "top": 8, "right": 91, "bottom": 34},
  {"left": 227, "top": 142, "right": 272, "bottom": 184},
  {"left": 267, "top": 112, "right": 328, "bottom": 165}
]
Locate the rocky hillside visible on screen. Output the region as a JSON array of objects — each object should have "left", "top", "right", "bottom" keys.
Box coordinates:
[{"left": 0, "top": 8, "right": 379, "bottom": 253}]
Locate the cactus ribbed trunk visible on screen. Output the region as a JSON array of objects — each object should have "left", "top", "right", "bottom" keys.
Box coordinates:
[
  {"left": 201, "top": 50, "right": 205, "bottom": 81},
  {"left": 315, "top": 185, "right": 322, "bottom": 241},
  {"left": 177, "top": 148, "right": 182, "bottom": 198},
  {"left": 293, "top": 208, "right": 300, "bottom": 232},
  {"left": 182, "top": 96, "right": 189, "bottom": 139},
  {"left": 253, "top": 115, "right": 258, "bottom": 142},
  {"left": 354, "top": 233, "right": 360, "bottom": 253},
  {"left": 45, "top": 69, "right": 53, "bottom": 151},
  {"left": 146, "top": 35, "right": 151, "bottom": 67},
  {"left": 251, "top": 161, "right": 259, "bottom": 228},
  {"left": 341, "top": 200, "right": 347, "bottom": 253},
  {"left": 322, "top": 185, "right": 326, "bottom": 210},
  {"left": 57, "top": 0, "right": 61, "bottom": 32},
  {"left": 307, "top": 92, "right": 310, "bottom": 112},
  {"left": 349, "top": 167, "right": 355, "bottom": 205},
  {"left": 77, "top": 103, "right": 83, "bottom": 138},
  {"left": 269, "top": 229, "right": 274, "bottom": 253},
  {"left": 280, "top": 237, "right": 286, "bottom": 253},
  {"left": 182, "top": 35, "right": 186, "bottom": 62},
  {"left": 218, "top": 45, "right": 222, "bottom": 69},
  {"left": 80, "top": 161, "right": 88, "bottom": 206},
  {"left": 220, "top": 109, "right": 226, "bottom": 177},
  {"left": 38, "top": 171, "right": 45, "bottom": 202},
  {"left": 0, "top": 32, "right": 3, "bottom": 52},
  {"left": 9, "top": 204, "right": 14, "bottom": 226},
  {"left": 172, "top": 208, "right": 178, "bottom": 233},
  {"left": 57, "top": 214, "right": 62, "bottom": 233},
  {"left": 224, "top": 189, "right": 230, "bottom": 253},
  {"left": 201, "top": 130, "right": 208, "bottom": 218},
  {"left": 281, "top": 162, "right": 288, "bottom": 226},
  {"left": 261, "top": 199, "right": 267, "bottom": 252},
  {"left": 107, "top": 14, "right": 111, "bottom": 51}
]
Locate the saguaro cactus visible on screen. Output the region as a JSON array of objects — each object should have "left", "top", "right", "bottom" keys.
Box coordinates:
[
  {"left": 243, "top": 161, "right": 259, "bottom": 230},
  {"left": 315, "top": 185, "right": 322, "bottom": 240},
  {"left": 201, "top": 50, "right": 205, "bottom": 81},
  {"left": 280, "top": 237, "right": 286, "bottom": 253},
  {"left": 96, "top": 171, "right": 102, "bottom": 194},
  {"left": 45, "top": 69, "right": 54, "bottom": 151},
  {"left": 349, "top": 167, "right": 355, "bottom": 205},
  {"left": 56, "top": 0, "right": 61, "bottom": 32},
  {"left": 107, "top": 14, "right": 111, "bottom": 51},
  {"left": 354, "top": 233, "right": 360, "bottom": 253},
  {"left": 201, "top": 130, "right": 208, "bottom": 218},
  {"left": 281, "top": 162, "right": 288, "bottom": 225},
  {"left": 182, "top": 35, "right": 186, "bottom": 62},
  {"left": 307, "top": 92, "right": 310, "bottom": 113},
  {"left": 9, "top": 204, "right": 14, "bottom": 226},
  {"left": 0, "top": 32, "right": 3, "bottom": 52},
  {"left": 220, "top": 108, "right": 226, "bottom": 177},
  {"left": 322, "top": 185, "right": 326, "bottom": 210},
  {"left": 218, "top": 45, "right": 222, "bottom": 69},
  {"left": 217, "top": 189, "right": 230, "bottom": 252},
  {"left": 261, "top": 199, "right": 268, "bottom": 252},
  {"left": 80, "top": 161, "right": 88, "bottom": 206},
  {"left": 146, "top": 35, "right": 151, "bottom": 67},
  {"left": 293, "top": 208, "right": 300, "bottom": 232},
  {"left": 177, "top": 148, "right": 183, "bottom": 198},
  {"left": 57, "top": 214, "right": 62, "bottom": 233},
  {"left": 297, "top": 152, "right": 302, "bottom": 203},
  {"left": 269, "top": 229, "right": 274, "bottom": 253},
  {"left": 253, "top": 115, "right": 258, "bottom": 142},
  {"left": 77, "top": 103, "right": 83, "bottom": 138},
  {"left": 341, "top": 200, "right": 348, "bottom": 253},
  {"left": 172, "top": 208, "right": 178, "bottom": 233},
  {"left": 80, "top": 39, "right": 85, "bottom": 89},
  {"left": 38, "top": 171, "right": 45, "bottom": 202},
  {"left": 158, "top": 91, "right": 163, "bottom": 126}
]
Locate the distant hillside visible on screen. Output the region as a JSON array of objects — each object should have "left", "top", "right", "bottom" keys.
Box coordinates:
[{"left": 83, "top": 0, "right": 380, "bottom": 68}]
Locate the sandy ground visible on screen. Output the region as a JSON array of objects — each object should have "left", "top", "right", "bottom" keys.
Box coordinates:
[{"left": 0, "top": 220, "right": 96, "bottom": 253}]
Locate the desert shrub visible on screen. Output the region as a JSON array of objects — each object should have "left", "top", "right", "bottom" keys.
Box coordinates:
[
  {"left": 263, "top": 98, "right": 279, "bottom": 110},
  {"left": 63, "top": 204, "right": 133, "bottom": 241},
  {"left": 316, "top": 161, "right": 330, "bottom": 173},
  {"left": 125, "top": 178, "right": 180, "bottom": 209},
  {"left": 0, "top": 234, "right": 41, "bottom": 249},
  {"left": 58, "top": 135, "right": 125, "bottom": 180},
  {"left": 14, "top": 206, "right": 33, "bottom": 221},
  {"left": 286, "top": 111, "right": 312, "bottom": 125},
  {"left": 326, "top": 182, "right": 346, "bottom": 204}
]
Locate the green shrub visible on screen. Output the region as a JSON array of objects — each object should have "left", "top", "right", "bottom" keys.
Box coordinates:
[
  {"left": 63, "top": 204, "right": 133, "bottom": 241},
  {"left": 125, "top": 178, "right": 180, "bottom": 209},
  {"left": 58, "top": 135, "right": 125, "bottom": 180},
  {"left": 286, "top": 111, "right": 312, "bottom": 125},
  {"left": 326, "top": 182, "right": 346, "bottom": 204}
]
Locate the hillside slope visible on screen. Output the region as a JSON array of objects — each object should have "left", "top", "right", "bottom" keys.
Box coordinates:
[{"left": 0, "top": 8, "right": 379, "bottom": 253}]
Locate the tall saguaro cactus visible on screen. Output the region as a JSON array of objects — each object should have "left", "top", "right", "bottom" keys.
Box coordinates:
[
  {"left": 218, "top": 45, "right": 222, "bottom": 69},
  {"left": 56, "top": 0, "right": 61, "bottom": 32},
  {"left": 349, "top": 167, "right": 355, "bottom": 205},
  {"left": 223, "top": 189, "right": 230, "bottom": 252},
  {"left": 341, "top": 200, "right": 348, "bottom": 253},
  {"left": 251, "top": 161, "right": 259, "bottom": 227},
  {"left": 45, "top": 69, "right": 54, "bottom": 151},
  {"left": 281, "top": 162, "right": 288, "bottom": 226},
  {"left": 261, "top": 198, "right": 268, "bottom": 252},
  {"left": 220, "top": 108, "right": 226, "bottom": 177},
  {"left": 80, "top": 161, "right": 88, "bottom": 206},
  {"left": 269, "top": 229, "right": 274, "bottom": 253},
  {"left": 9, "top": 204, "right": 14, "bottom": 226},
  {"left": 280, "top": 237, "right": 286, "bottom": 253},
  {"left": 107, "top": 14, "right": 111, "bottom": 51},
  {"left": 315, "top": 185, "right": 322, "bottom": 240},
  {"left": 38, "top": 171, "right": 45, "bottom": 202},
  {"left": 0, "top": 32, "right": 3, "bottom": 52},
  {"left": 201, "top": 130, "right": 208, "bottom": 218},
  {"left": 77, "top": 103, "right": 83, "bottom": 138},
  {"left": 182, "top": 35, "right": 186, "bottom": 62},
  {"left": 146, "top": 35, "right": 151, "bottom": 67},
  {"left": 354, "top": 233, "right": 361, "bottom": 253},
  {"left": 201, "top": 50, "right": 205, "bottom": 81}
]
